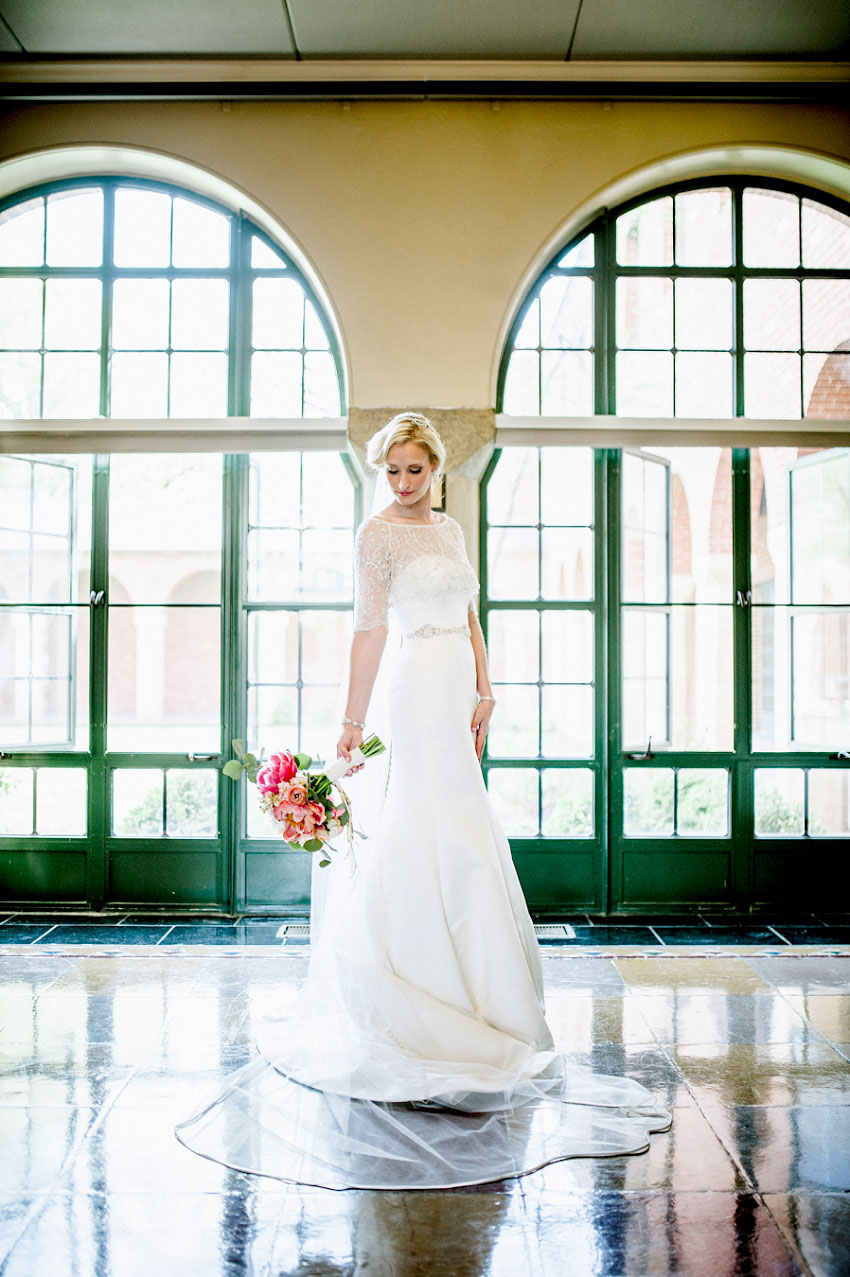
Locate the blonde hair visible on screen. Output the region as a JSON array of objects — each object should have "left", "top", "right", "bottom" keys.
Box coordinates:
[{"left": 366, "top": 412, "right": 447, "bottom": 477}]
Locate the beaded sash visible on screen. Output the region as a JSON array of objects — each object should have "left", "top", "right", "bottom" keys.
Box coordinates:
[{"left": 405, "top": 622, "right": 471, "bottom": 640}]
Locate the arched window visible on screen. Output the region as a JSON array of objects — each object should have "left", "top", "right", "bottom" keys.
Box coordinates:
[
  {"left": 500, "top": 179, "right": 850, "bottom": 421},
  {"left": 0, "top": 177, "right": 345, "bottom": 420}
]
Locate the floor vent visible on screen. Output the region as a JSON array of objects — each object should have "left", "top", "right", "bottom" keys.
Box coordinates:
[
  {"left": 533, "top": 924, "right": 576, "bottom": 939},
  {"left": 282, "top": 924, "right": 310, "bottom": 938}
]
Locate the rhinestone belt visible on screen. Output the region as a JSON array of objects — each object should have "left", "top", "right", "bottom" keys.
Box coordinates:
[{"left": 405, "top": 622, "right": 471, "bottom": 640}]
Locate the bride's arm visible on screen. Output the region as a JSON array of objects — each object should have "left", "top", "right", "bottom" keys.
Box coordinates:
[
  {"left": 337, "top": 627, "right": 387, "bottom": 769},
  {"left": 468, "top": 606, "right": 495, "bottom": 764}
]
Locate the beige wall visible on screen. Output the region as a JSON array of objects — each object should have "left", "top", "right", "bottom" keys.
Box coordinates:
[{"left": 1, "top": 99, "right": 850, "bottom": 410}]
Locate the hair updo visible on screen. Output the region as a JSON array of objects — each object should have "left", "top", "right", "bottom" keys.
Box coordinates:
[{"left": 365, "top": 412, "right": 447, "bottom": 477}]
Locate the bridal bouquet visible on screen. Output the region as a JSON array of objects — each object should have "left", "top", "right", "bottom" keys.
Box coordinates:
[{"left": 223, "top": 736, "right": 385, "bottom": 866}]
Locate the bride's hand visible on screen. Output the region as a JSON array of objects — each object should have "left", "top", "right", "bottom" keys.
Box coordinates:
[
  {"left": 336, "top": 724, "right": 364, "bottom": 775},
  {"left": 470, "top": 701, "right": 493, "bottom": 763}
]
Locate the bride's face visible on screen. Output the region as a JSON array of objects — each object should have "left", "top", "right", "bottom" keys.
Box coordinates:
[{"left": 385, "top": 441, "right": 436, "bottom": 507}]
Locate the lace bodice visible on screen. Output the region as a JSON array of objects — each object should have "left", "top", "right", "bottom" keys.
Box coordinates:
[{"left": 353, "top": 514, "right": 480, "bottom": 634}]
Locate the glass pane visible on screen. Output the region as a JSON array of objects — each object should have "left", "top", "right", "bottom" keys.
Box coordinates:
[
  {"left": 622, "top": 451, "right": 668, "bottom": 603},
  {"left": 110, "top": 352, "right": 169, "bottom": 417},
  {"left": 541, "top": 684, "right": 593, "bottom": 757},
  {"left": 0, "top": 605, "right": 90, "bottom": 750},
  {"left": 622, "top": 610, "right": 667, "bottom": 749},
  {"left": 487, "top": 528, "right": 539, "bottom": 599},
  {"left": 540, "top": 528, "right": 594, "bottom": 600},
  {"left": 743, "top": 189, "right": 800, "bottom": 268},
  {"left": 253, "top": 277, "right": 305, "bottom": 349},
  {"left": 790, "top": 452, "right": 850, "bottom": 604},
  {"left": 540, "top": 446, "right": 593, "bottom": 526},
  {"left": 249, "top": 685, "right": 298, "bottom": 759},
  {"left": 300, "top": 610, "right": 350, "bottom": 685},
  {"left": 44, "top": 279, "right": 102, "bottom": 351},
  {"left": 502, "top": 350, "right": 540, "bottom": 414},
  {"left": 809, "top": 770, "right": 850, "bottom": 836},
  {"left": 542, "top": 610, "right": 593, "bottom": 683},
  {"left": 249, "top": 452, "right": 300, "bottom": 528},
  {"left": 802, "top": 279, "right": 850, "bottom": 353},
  {"left": 107, "top": 606, "right": 221, "bottom": 751},
  {"left": 675, "top": 278, "right": 732, "bottom": 350},
  {"left": 301, "top": 684, "right": 340, "bottom": 757},
  {"left": 252, "top": 235, "right": 286, "bottom": 268},
  {"left": 0, "top": 352, "right": 41, "bottom": 417},
  {"left": 540, "top": 275, "right": 592, "bottom": 348},
  {"left": 623, "top": 768, "right": 674, "bottom": 836},
  {"left": 0, "top": 196, "right": 45, "bottom": 267},
  {"left": 171, "top": 198, "right": 230, "bottom": 268},
  {"left": 675, "top": 352, "right": 733, "bottom": 418},
  {"left": 675, "top": 188, "right": 732, "bottom": 266},
  {"left": 616, "top": 278, "right": 673, "bottom": 349},
  {"left": 486, "top": 685, "right": 538, "bottom": 757},
  {"left": 248, "top": 610, "right": 299, "bottom": 685},
  {"left": 109, "top": 455, "right": 222, "bottom": 602},
  {"left": 616, "top": 351, "right": 673, "bottom": 417},
  {"left": 486, "top": 767, "right": 538, "bottom": 837},
  {"left": 0, "top": 768, "right": 34, "bottom": 835},
  {"left": 540, "top": 350, "right": 593, "bottom": 415},
  {"left": 488, "top": 610, "right": 539, "bottom": 682},
  {"left": 558, "top": 234, "right": 593, "bottom": 268},
  {"left": 42, "top": 352, "right": 100, "bottom": 417},
  {"left": 46, "top": 189, "right": 103, "bottom": 267},
  {"left": 754, "top": 768, "right": 804, "bottom": 836},
  {"left": 744, "top": 279, "right": 801, "bottom": 351},
  {"left": 113, "top": 188, "right": 172, "bottom": 268},
  {"left": 112, "top": 279, "right": 170, "bottom": 349},
  {"left": 541, "top": 768, "right": 593, "bottom": 836},
  {"left": 0, "top": 277, "right": 43, "bottom": 349},
  {"left": 113, "top": 769, "right": 164, "bottom": 837},
  {"left": 251, "top": 351, "right": 303, "bottom": 417},
  {"left": 170, "top": 279, "right": 229, "bottom": 350},
  {"left": 750, "top": 447, "right": 844, "bottom": 606},
  {"left": 677, "top": 769, "right": 728, "bottom": 836},
  {"left": 169, "top": 352, "right": 227, "bottom": 417},
  {"left": 616, "top": 197, "right": 673, "bottom": 266},
  {"left": 35, "top": 768, "right": 87, "bottom": 836},
  {"left": 303, "top": 350, "right": 341, "bottom": 417},
  {"left": 247, "top": 529, "right": 297, "bottom": 600},
  {"left": 791, "top": 612, "right": 850, "bottom": 748},
  {"left": 513, "top": 299, "right": 539, "bottom": 348},
  {"left": 165, "top": 769, "right": 217, "bottom": 838},
  {"left": 300, "top": 452, "right": 355, "bottom": 528},
  {"left": 1, "top": 455, "right": 91, "bottom": 603},
  {"left": 802, "top": 199, "right": 850, "bottom": 269},
  {"left": 487, "top": 449, "right": 538, "bottom": 525},
  {"left": 301, "top": 529, "right": 354, "bottom": 600},
  {"left": 304, "top": 300, "right": 329, "bottom": 350},
  {"left": 745, "top": 353, "right": 801, "bottom": 419},
  {"left": 804, "top": 351, "right": 850, "bottom": 420}
]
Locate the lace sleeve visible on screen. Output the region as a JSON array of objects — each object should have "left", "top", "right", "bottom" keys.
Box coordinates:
[
  {"left": 353, "top": 519, "right": 391, "bottom": 631},
  {"left": 448, "top": 518, "right": 480, "bottom": 616}
]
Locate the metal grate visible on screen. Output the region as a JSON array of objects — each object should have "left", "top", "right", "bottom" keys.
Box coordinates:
[
  {"left": 282, "top": 924, "right": 310, "bottom": 937},
  {"left": 534, "top": 924, "right": 576, "bottom": 939}
]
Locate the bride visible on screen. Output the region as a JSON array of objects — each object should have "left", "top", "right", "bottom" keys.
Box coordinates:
[{"left": 175, "top": 413, "right": 670, "bottom": 1190}]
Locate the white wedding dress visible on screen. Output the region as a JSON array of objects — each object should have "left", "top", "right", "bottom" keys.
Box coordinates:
[{"left": 174, "top": 514, "right": 670, "bottom": 1189}]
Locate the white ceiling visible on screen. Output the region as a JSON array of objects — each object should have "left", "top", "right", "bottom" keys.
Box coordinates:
[{"left": 0, "top": 0, "right": 848, "bottom": 60}]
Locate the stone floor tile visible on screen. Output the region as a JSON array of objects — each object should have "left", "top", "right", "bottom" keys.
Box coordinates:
[
  {"left": 530, "top": 1106, "right": 745, "bottom": 1192},
  {"left": 537, "top": 956, "right": 626, "bottom": 994},
  {"left": 747, "top": 956, "right": 850, "bottom": 995},
  {"left": 36, "top": 925, "right": 173, "bottom": 946},
  {"left": 634, "top": 992, "right": 817, "bottom": 1046},
  {"left": 0, "top": 1040, "right": 138, "bottom": 1108},
  {"left": 672, "top": 1042, "right": 850, "bottom": 1106},
  {"left": 703, "top": 1105, "right": 850, "bottom": 1193},
  {"left": 45, "top": 955, "right": 212, "bottom": 996},
  {"left": 0, "top": 1107, "right": 98, "bottom": 1196},
  {"left": 0, "top": 954, "right": 79, "bottom": 995},
  {"left": 764, "top": 1191, "right": 850, "bottom": 1277},
  {"left": 544, "top": 994, "right": 656, "bottom": 1047},
  {"left": 782, "top": 994, "right": 850, "bottom": 1045},
  {"left": 616, "top": 957, "right": 774, "bottom": 994},
  {"left": 0, "top": 1189, "right": 286, "bottom": 1277},
  {"left": 560, "top": 1042, "right": 696, "bottom": 1110}
]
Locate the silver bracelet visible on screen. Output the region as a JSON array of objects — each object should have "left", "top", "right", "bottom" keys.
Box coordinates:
[
  {"left": 477, "top": 695, "right": 496, "bottom": 705},
  {"left": 342, "top": 716, "right": 366, "bottom": 730}
]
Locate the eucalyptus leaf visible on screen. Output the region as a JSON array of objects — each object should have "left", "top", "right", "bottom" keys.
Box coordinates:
[
  {"left": 222, "top": 760, "right": 245, "bottom": 780},
  {"left": 294, "top": 752, "right": 312, "bottom": 770},
  {"left": 232, "top": 739, "right": 247, "bottom": 758},
  {"left": 318, "top": 859, "right": 331, "bottom": 868},
  {"left": 303, "top": 837, "right": 324, "bottom": 852},
  {"left": 242, "top": 753, "right": 257, "bottom": 767}
]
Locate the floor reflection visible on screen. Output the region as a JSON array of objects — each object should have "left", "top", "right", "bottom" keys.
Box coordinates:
[{"left": 0, "top": 949, "right": 847, "bottom": 1274}]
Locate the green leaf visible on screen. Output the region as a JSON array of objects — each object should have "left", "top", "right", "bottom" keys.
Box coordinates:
[
  {"left": 222, "top": 760, "right": 244, "bottom": 781},
  {"left": 318, "top": 859, "right": 331, "bottom": 868},
  {"left": 242, "top": 752, "right": 257, "bottom": 768},
  {"left": 232, "top": 738, "right": 247, "bottom": 758},
  {"left": 338, "top": 809, "right": 350, "bottom": 826},
  {"left": 303, "top": 837, "right": 324, "bottom": 852},
  {"left": 294, "top": 752, "right": 312, "bottom": 770}
]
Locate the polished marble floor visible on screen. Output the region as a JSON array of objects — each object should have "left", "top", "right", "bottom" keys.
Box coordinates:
[{"left": 1, "top": 944, "right": 849, "bottom": 1276}]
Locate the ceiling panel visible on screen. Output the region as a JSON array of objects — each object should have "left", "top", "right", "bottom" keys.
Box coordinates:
[
  {"left": 571, "top": 0, "right": 850, "bottom": 59},
  {"left": 0, "top": 0, "right": 297, "bottom": 55},
  {"left": 287, "top": 0, "right": 581, "bottom": 59}
]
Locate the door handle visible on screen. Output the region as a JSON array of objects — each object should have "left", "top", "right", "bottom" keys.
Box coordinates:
[{"left": 89, "top": 590, "right": 105, "bottom": 606}]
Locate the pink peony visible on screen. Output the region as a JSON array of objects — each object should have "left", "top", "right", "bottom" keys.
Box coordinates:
[
  {"left": 308, "top": 800, "right": 326, "bottom": 825},
  {"left": 257, "top": 751, "right": 298, "bottom": 795}
]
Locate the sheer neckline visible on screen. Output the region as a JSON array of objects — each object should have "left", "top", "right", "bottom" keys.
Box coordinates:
[{"left": 372, "top": 513, "right": 449, "bottom": 528}]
